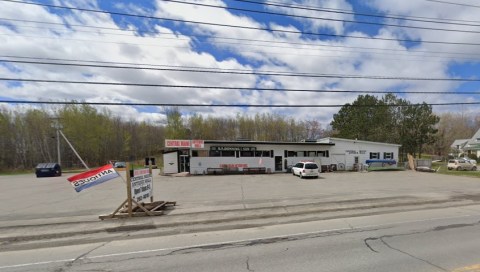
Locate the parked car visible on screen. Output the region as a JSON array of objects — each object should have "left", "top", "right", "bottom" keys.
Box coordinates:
[
  {"left": 292, "top": 161, "right": 319, "bottom": 178},
  {"left": 114, "top": 161, "right": 126, "bottom": 168},
  {"left": 447, "top": 159, "right": 477, "bottom": 171}
]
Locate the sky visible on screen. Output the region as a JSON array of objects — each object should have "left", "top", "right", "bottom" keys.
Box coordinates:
[{"left": 1, "top": 0, "right": 480, "bottom": 126}]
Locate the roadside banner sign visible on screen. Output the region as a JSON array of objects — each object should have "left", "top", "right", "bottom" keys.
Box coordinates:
[
  {"left": 67, "top": 164, "right": 120, "bottom": 192},
  {"left": 131, "top": 168, "right": 153, "bottom": 202}
]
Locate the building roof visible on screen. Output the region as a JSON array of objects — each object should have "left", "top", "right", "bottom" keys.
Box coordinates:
[
  {"left": 463, "top": 128, "right": 480, "bottom": 150},
  {"left": 451, "top": 139, "right": 469, "bottom": 149},
  {"left": 317, "top": 137, "right": 402, "bottom": 147},
  {"left": 204, "top": 140, "right": 334, "bottom": 146}
]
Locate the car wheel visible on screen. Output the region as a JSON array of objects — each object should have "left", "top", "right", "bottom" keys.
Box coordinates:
[
  {"left": 299, "top": 173, "right": 303, "bottom": 179},
  {"left": 473, "top": 166, "right": 477, "bottom": 171},
  {"left": 292, "top": 171, "right": 296, "bottom": 176},
  {"left": 457, "top": 167, "right": 462, "bottom": 171},
  {"left": 448, "top": 167, "right": 452, "bottom": 170}
]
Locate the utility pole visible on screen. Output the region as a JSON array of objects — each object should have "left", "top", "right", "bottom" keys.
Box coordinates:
[{"left": 51, "top": 118, "right": 63, "bottom": 166}]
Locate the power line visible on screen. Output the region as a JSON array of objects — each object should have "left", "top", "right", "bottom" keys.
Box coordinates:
[
  {"left": 3, "top": 32, "right": 479, "bottom": 63},
  {"left": 0, "top": 56, "right": 462, "bottom": 79},
  {"left": 4, "top": 0, "right": 480, "bottom": 46},
  {"left": 425, "top": 0, "right": 480, "bottom": 8},
  {"left": 2, "top": 100, "right": 480, "bottom": 108},
  {"left": 233, "top": 0, "right": 480, "bottom": 25},
  {"left": 3, "top": 17, "right": 480, "bottom": 58},
  {"left": 2, "top": 77, "right": 480, "bottom": 91},
  {"left": 161, "top": 0, "right": 480, "bottom": 34},
  {"left": 4, "top": 60, "right": 480, "bottom": 84}
]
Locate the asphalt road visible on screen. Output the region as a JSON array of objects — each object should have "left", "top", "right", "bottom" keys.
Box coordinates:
[{"left": 2, "top": 205, "right": 480, "bottom": 272}]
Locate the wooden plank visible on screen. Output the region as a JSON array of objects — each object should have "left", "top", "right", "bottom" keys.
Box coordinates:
[
  {"left": 126, "top": 162, "right": 133, "bottom": 217},
  {"left": 151, "top": 202, "right": 167, "bottom": 211},
  {"left": 132, "top": 199, "right": 154, "bottom": 216},
  {"left": 100, "top": 210, "right": 164, "bottom": 219},
  {"left": 407, "top": 154, "right": 416, "bottom": 171}
]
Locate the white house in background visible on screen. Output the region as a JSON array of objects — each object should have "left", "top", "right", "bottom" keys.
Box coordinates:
[{"left": 451, "top": 128, "right": 480, "bottom": 158}]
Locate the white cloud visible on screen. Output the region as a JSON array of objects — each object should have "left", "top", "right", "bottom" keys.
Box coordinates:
[
  {"left": 1, "top": 0, "right": 479, "bottom": 128},
  {"left": 265, "top": 0, "right": 354, "bottom": 34}
]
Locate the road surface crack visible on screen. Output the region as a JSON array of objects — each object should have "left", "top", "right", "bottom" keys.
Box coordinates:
[
  {"left": 54, "top": 242, "right": 110, "bottom": 272},
  {"left": 363, "top": 237, "right": 379, "bottom": 253},
  {"left": 246, "top": 256, "right": 255, "bottom": 272},
  {"left": 379, "top": 237, "right": 448, "bottom": 272}
]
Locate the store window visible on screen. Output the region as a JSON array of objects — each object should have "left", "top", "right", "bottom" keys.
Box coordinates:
[
  {"left": 221, "top": 150, "right": 235, "bottom": 157},
  {"left": 384, "top": 152, "right": 394, "bottom": 159},
  {"left": 318, "top": 151, "right": 329, "bottom": 157},
  {"left": 209, "top": 150, "right": 221, "bottom": 157},
  {"left": 287, "top": 151, "right": 296, "bottom": 157},
  {"left": 241, "top": 151, "right": 254, "bottom": 157}
]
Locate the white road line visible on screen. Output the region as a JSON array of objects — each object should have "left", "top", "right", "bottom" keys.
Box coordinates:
[{"left": 0, "top": 213, "right": 477, "bottom": 270}]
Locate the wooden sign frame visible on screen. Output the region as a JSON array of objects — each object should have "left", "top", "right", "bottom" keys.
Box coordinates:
[{"left": 99, "top": 161, "right": 176, "bottom": 220}]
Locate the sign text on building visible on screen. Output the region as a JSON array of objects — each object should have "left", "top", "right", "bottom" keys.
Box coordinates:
[{"left": 210, "top": 146, "right": 256, "bottom": 151}]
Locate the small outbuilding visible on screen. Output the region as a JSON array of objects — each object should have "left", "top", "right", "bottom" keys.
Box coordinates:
[{"left": 35, "top": 163, "right": 62, "bottom": 178}]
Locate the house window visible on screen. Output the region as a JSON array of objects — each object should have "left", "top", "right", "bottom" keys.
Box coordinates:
[
  {"left": 384, "top": 152, "right": 394, "bottom": 159},
  {"left": 369, "top": 152, "right": 380, "bottom": 159}
]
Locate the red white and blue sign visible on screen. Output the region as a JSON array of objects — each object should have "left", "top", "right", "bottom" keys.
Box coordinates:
[{"left": 67, "top": 164, "right": 120, "bottom": 192}]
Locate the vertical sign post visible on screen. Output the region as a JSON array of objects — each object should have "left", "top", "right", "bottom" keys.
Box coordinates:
[
  {"left": 149, "top": 159, "right": 154, "bottom": 202},
  {"left": 126, "top": 162, "right": 133, "bottom": 217}
]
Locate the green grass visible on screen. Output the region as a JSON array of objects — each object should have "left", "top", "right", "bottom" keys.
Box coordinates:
[
  {"left": 0, "top": 169, "right": 33, "bottom": 175},
  {"left": 432, "top": 162, "right": 480, "bottom": 178}
]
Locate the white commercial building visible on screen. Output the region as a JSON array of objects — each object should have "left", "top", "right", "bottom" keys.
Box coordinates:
[
  {"left": 163, "top": 138, "right": 400, "bottom": 174},
  {"left": 317, "top": 138, "right": 401, "bottom": 170}
]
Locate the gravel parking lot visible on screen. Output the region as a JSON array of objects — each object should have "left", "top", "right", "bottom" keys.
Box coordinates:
[{"left": 2, "top": 170, "right": 480, "bottom": 224}]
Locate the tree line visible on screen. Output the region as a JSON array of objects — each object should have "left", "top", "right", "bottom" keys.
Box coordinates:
[
  {"left": 164, "top": 107, "right": 328, "bottom": 142},
  {"left": 0, "top": 105, "right": 329, "bottom": 171},
  {"left": 1, "top": 95, "right": 478, "bottom": 171},
  {"left": 330, "top": 94, "right": 480, "bottom": 158},
  {"left": 0, "top": 105, "right": 164, "bottom": 171}
]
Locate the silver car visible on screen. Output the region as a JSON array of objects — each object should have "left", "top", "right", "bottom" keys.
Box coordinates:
[
  {"left": 292, "top": 162, "right": 319, "bottom": 178},
  {"left": 447, "top": 159, "right": 477, "bottom": 171}
]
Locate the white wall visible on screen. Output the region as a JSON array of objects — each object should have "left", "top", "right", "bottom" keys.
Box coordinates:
[
  {"left": 327, "top": 139, "right": 400, "bottom": 170},
  {"left": 190, "top": 157, "right": 275, "bottom": 174}
]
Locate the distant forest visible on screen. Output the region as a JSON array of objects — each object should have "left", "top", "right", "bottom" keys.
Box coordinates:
[
  {"left": 0, "top": 105, "right": 328, "bottom": 170},
  {"left": 1, "top": 99, "right": 479, "bottom": 171}
]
